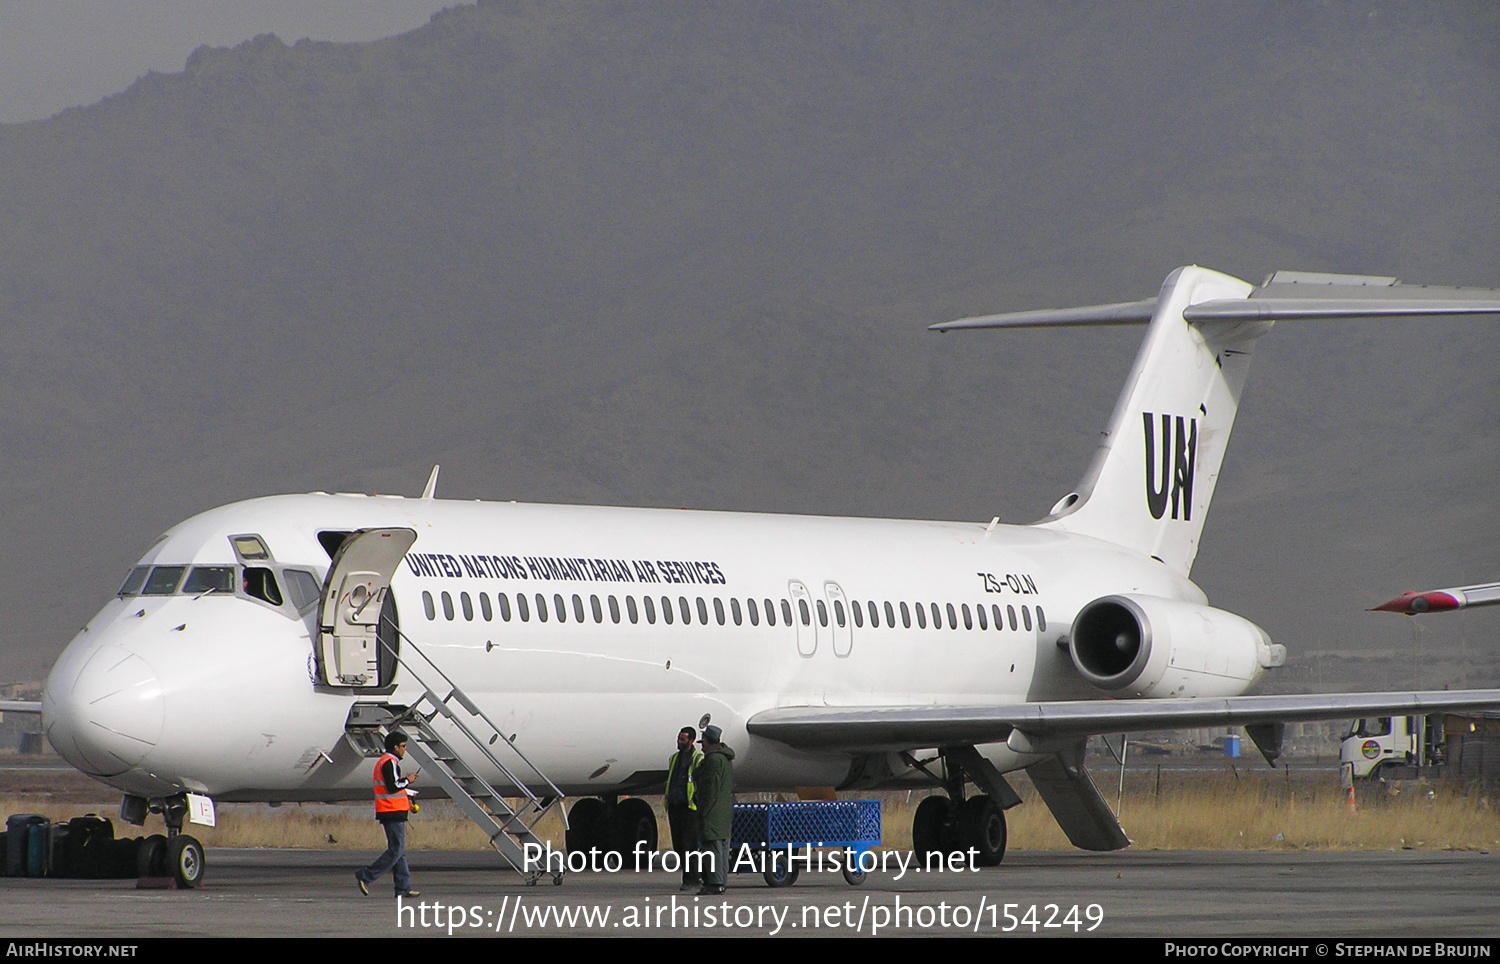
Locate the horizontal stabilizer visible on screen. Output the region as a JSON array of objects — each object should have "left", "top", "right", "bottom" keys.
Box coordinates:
[
  {"left": 931, "top": 298, "right": 1158, "bottom": 331},
  {"left": 934, "top": 271, "right": 1500, "bottom": 331},
  {"left": 1374, "top": 581, "right": 1500, "bottom": 615},
  {"left": 747, "top": 689, "right": 1500, "bottom": 753}
]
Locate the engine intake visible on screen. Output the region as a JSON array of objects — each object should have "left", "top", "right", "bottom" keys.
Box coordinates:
[{"left": 1068, "top": 594, "right": 1283, "bottom": 699}]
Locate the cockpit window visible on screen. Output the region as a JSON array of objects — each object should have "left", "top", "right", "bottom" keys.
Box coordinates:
[
  {"left": 141, "top": 566, "right": 187, "bottom": 595},
  {"left": 243, "top": 567, "right": 284, "bottom": 607},
  {"left": 231, "top": 535, "right": 271, "bottom": 560},
  {"left": 182, "top": 566, "right": 236, "bottom": 595},
  {"left": 118, "top": 566, "right": 151, "bottom": 597}
]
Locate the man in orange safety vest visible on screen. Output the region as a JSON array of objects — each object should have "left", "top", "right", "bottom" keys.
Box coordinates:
[{"left": 356, "top": 730, "right": 420, "bottom": 898}]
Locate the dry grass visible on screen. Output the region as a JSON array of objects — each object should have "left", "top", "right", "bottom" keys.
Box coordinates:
[{"left": 4, "top": 770, "right": 1496, "bottom": 853}]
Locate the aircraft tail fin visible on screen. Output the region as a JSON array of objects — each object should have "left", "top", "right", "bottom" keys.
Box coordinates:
[{"left": 935, "top": 266, "right": 1500, "bottom": 575}]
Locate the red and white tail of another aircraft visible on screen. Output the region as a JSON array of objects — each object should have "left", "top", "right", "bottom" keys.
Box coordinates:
[{"left": 1374, "top": 582, "right": 1500, "bottom": 615}]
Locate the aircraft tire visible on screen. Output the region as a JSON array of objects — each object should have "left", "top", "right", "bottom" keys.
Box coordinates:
[
  {"left": 136, "top": 834, "right": 168, "bottom": 878},
  {"left": 566, "top": 798, "right": 609, "bottom": 858},
  {"left": 166, "top": 835, "right": 205, "bottom": 889},
  {"left": 613, "top": 797, "right": 658, "bottom": 868},
  {"left": 958, "top": 795, "right": 1007, "bottom": 866},
  {"left": 911, "top": 795, "right": 950, "bottom": 863}
]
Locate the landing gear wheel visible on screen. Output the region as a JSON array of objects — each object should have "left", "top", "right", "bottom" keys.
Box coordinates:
[
  {"left": 763, "top": 849, "right": 800, "bottom": 888},
  {"left": 958, "top": 795, "right": 1007, "bottom": 867},
  {"left": 565, "top": 798, "right": 609, "bottom": 858},
  {"left": 136, "top": 834, "right": 168, "bottom": 878},
  {"left": 165, "top": 834, "right": 205, "bottom": 888},
  {"left": 613, "top": 797, "right": 658, "bottom": 868},
  {"left": 912, "top": 795, "right": 951, "bottom": 865}
]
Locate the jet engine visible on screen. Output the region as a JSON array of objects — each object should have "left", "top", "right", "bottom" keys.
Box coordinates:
[{"left": 1068, "top": 594, "right": 1285, "bottom": 699}]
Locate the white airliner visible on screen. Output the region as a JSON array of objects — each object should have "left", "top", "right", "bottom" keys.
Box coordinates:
[{"left": 16, "top": 265, "right": 1500, "bottom": 879}]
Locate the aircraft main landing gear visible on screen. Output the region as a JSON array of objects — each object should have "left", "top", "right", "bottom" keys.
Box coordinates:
[
  {"left": 565, "top": 796, "right": 659, "bottom": 870},
  {"left": 908, "top": 746, "right": 1018, "bottom": 868}
]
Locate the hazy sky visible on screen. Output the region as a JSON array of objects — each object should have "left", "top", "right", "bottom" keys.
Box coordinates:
[{"left": 0, "top": 1, "right": 450, "bottom": 124}]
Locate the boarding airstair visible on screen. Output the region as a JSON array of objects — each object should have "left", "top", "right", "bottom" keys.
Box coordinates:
[
  {"left": 323, "top": 528, "right": 566, "bottom": 884},
  {"left": 348, "top": 622, "right": 567, "bottom": 886}
]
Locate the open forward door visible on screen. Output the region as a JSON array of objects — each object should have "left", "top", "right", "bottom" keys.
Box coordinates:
[{"left": 315, "top": 528, "right": 417, "bottom": 688}]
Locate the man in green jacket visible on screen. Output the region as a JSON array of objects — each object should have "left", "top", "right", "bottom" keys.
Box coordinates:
[{"left": 694, "top": 725, "right": 735, "bottom": 895}]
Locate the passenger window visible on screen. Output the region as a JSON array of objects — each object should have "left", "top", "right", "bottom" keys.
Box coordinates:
[
  {"left": 709, "top": 598, "right": 721, "bottom": 625},
  {"left": 851, "top": 601, "right": 862, "bottom": 628},
  {"left": 931, "top": 603, "right": 942, "bottom": 629},
  {"left": 1007, "top": 605, "right": 1018, "bottom": 631},
  {"left": 834, "top": 599, "right": 846, "bottom": 628},
  {"left": 535, "top": 594, "right": 547, "bottom": 622},
  {"left": 118, "top": 566, "right": 151, "bottom": 597},
  {"left": 885, "top": 601, "right": 896, "bottom": 628},
  {"left": 554, "top": 594, "right": 568, "bottom": 623},
  {"left": 608, "top": 595, "right": 620, "bottom": 624},
  {"left": 572, "top": 594, "right": 585, "bottom": 623},
  {"left": 646, "top": 596, "right": 659, "bottom": 625},
  {"left": 284, "top": 570, "right": 322, "bottom": 612},
  {"left": 946, "top": 603, "right": 958, "bottom": 629},
  {"left": 697, "top": 597, "right": 709, "bottom": 625},
  {"left": 142, "top": 566, "right": 187, "bottom": 596},
  {"left": 461, "top": 592, "right": 474, "bottom": 621},
  {"left": 423, "top": 591, "right": 436, "bottom": 620},
  {"left": 660, "top": 596, "right": 673, "bottom": 625},
  {"left": 1036, "top": 607, "right": 1046, "bottom": 632},
  {"left": 976, "top": 604, "right": 987, "bottom": 630},
  {"left": 518, "top": 593, "right": 531, "bottom": 622},
  {"left": 798, "top": 599, "right": 811, "bottom": 626},
  {"left": 962, "top": 604, "right": 973, "bottom": 630},
  {"left": 780, "top": 599, "right": 793, "bottom": 626},
  {"left": 816, "top": 599, "right": 828, "bottom": 628},
  {"left": 244, "top": 568, "right": 283, "bottom": 607},
  {"left": 915, "top": 603, "right": 926, "bottom": 629},
  {"left": 899, "top": 601, "right": 911, "bottom": 628},
  {"left": 681, "top": 597, "right": 693, "bottom": 625},
  {"left": 747, "top": 598, "right": 759, "bottom": 626},
  {"left": 591, "top": 595, "right": 603, "bottom": 623},
  {"left": 1022, "top": 606, "right": 1033, "bottom": 632},
  {"left": 184, "top": 566, "right": 236, "bottom": 596},
  {"left": 480, "top": 593, "right": 493, "bottom": 621},
  {"left": 731, "top": 598, "right": 743, "bottom": 626},
  {"left": 867, "top": 600, "right": 880, "bottom": 628},
  {"left": 441, "top": 591, "right": 455, "bottom": 620},
  {"left": 993, "top": 604, "right": 1004, "bottom": 630},
  {"left": 627, "top": 596, "right": 639, "bottom": 624},
  {"left": 498, "top": 593, "right": 512, "bottom": 621}
]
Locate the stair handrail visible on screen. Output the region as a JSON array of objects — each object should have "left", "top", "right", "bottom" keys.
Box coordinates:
[{"left": 377, "top": 617, "right": 567, "bottom": 820}]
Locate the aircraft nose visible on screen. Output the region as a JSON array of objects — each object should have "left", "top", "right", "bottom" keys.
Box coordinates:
[{"left": 44, "top": 645, "right": 165, "bottom": 777}]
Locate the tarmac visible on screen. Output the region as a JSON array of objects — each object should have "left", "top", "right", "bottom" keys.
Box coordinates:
[{"left": 2, "top": 847, "right": 1497, "bottom": 938}]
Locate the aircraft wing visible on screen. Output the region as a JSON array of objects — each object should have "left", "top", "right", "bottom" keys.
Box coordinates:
[
  {"left": 747, "top": 689, "right": 1500, "bottom": 753},
  {"left": 0, "top": 700, "right": 43, "bottom": 716}
]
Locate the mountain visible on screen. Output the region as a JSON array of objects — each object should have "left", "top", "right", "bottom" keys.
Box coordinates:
[{"left": 0, "top": 0, "right": 1495, "bottom": 685}]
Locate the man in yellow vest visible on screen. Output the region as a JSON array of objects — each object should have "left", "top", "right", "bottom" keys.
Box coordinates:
[
  {"left": 665, "top": 726, "right": 703, "bottom": 891},
  {"left": 357, "top": 730, "right": 420, "bottom": 898}
]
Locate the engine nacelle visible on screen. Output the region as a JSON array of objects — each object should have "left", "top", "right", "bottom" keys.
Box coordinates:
[{"left": 1068, "top": 594, "right": 1285, "bottom": 699}]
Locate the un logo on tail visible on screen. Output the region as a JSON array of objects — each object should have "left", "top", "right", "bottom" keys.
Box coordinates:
[{"left": 1143, "top": 413, "right": 1197, "bottom": 520}]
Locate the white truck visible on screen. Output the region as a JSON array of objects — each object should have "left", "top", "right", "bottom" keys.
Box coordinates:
[{"left": 1341, "top": 712, "right": 1500, "bottom": 782}]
